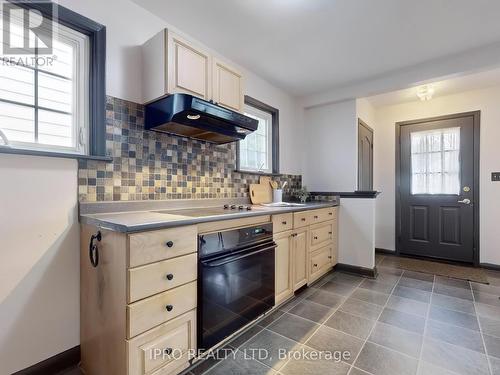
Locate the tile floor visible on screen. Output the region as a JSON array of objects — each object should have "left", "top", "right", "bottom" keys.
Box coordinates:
[{"left": 64, "top": 254, "right": 500, "bottom": 375}]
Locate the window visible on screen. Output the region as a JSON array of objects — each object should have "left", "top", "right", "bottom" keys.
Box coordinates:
[
  {"left": 411, "top": 127, "right": 460, "bottom": 195},
  {"left": 237, "top": 96, "right": 279, "bottom": 173},
  {"left": 0, "top": 2, "right": 106, "bottom": 158}
]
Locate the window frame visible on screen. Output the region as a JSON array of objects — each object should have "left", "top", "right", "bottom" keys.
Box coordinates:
[
  {"left": 0, "top": 1, "right": 107, "bottom": 160},
  {"left": 236, "top": 95, "right": 279, "bottom": 174}
]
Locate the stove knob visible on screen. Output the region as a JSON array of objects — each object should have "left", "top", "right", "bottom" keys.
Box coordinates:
[
  {"left": 223, "top": 204, "right": 229, "bottom": 209},
  {"left": 246, "top": 206, "right": 252, "bottom": 211},
  {"left": 230, "top": 205, "right": 236, "bottom": 209},
  {"left": 238, "top": 205, "right": 244, "bottom": 210}
]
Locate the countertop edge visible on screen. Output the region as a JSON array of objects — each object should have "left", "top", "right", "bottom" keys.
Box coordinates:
[{"left": 79, "top": 202, "right": 339, "bottom": 233}]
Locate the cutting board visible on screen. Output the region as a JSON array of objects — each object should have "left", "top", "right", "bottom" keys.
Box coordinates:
[
  {"left": 249, "top": 184, "right": 270, "bottom": 204},
  {"left": 259, "top": 176, "right": 273, "bottom": 203}
]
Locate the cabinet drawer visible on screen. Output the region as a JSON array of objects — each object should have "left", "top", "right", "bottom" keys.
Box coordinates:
[
  {"left": 310, "top": 222, "right": 334, "bottom": 248},
  {"left": 127, "top": 281, "right": 197, "bottom": 338},
  {"left": 309, "top": 245, "right": 332, "bottom": 282},
  {"left": 129, "top": 226, "right": 197, "bottom": 268},
  {"left": 127, "top": 309, "right": 196, "bottom": 375},
  {"left": 310, "top": 207, "right": 337, "bottom": 224},
  {"left": 293, "top": 211, "right": 311, "bottom": 228},
  {"left": 272, "top": 213, "right": 293, "bottom": 233},
  {"left": 128, "top": 253, "right": 197, "bottom": 303}
]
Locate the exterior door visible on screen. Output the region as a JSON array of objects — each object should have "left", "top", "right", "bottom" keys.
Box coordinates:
[
  {"left": 397, "top": 112, "right": 479, "bottom": 263},
  {"left": 358, "top": 119, "right": 374, "bottom": 191}
]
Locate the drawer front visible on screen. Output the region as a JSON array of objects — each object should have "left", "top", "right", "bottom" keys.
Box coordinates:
[
  {"left": 129, "top": 226, "right": 197, "bottom": 268},
  {"left": 128, "top": 309, "right": 196, "bottom": 375},
  {"left": 272, "top": 213, "right": 293, "bottom": 233},
  {"left": 127, "top": 281, "right": 197, "bottom": 338},
  {"left": 293, "top": 211, "right": 311, "bottom": 228},
  {"left": 309, "top": 245, "right": 332, "bottom": 281},
  {"left": 310, "top": 222, "right": 334, "bottom": 248},
  {"left": 310, "top": 207, "right": 337, "bottom": 224},
  {"left": 128, "top": 253, "right": 197, "bottom": 303}
]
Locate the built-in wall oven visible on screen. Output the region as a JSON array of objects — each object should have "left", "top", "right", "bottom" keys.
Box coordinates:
[{"left": 198, "top": 223, "right": 276, "bottom": 350}]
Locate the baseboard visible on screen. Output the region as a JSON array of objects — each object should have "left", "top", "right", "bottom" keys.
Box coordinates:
[
  {"left": 480, "top": 263, "right": 500, "bottom": 271},
  {"left": 375, "top": 248, "right": 396, "bottom": 255},
  {"left": 336, "top": 263, "right": 378, "bottom": 278},
  {"left": 13, "top": 346, "right": 80, "bottom": 375}
]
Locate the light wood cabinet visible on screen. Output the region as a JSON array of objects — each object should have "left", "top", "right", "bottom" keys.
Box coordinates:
[
  {"left": 142, "top": 29, "right": 244, "bottom": 112},
  {"left": 212, "top": 57, "right": 244, "bottom": 112},
  {"left": 167, "top": 32, "right": 211, "bottom": 100},
  {"left": 274, "top": 230, "right": 294, "bottom": 305},
  {"left": 292, "top": 228, "right": 308, "bottom": 290},
  {"left": 309, "top": 244, "right": 333, "bottom": 283}
]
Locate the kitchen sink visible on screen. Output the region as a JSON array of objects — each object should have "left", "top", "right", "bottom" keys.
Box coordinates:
[{"left": 260, "top": 202, "right": 306, "bottom": 207}]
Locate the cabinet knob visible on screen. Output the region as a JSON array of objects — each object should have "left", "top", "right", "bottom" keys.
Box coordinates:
[
  {"left": 166, "top": 273, "right": 174, "bottom": 281},
  {"left": 313, "top": 263, "right": 318, "bottom": 267},
  {"left": 314, "top": 236, "right": 318, "bottom": 240},
  {"left": 328, "top": 256, "right": 332, "bottom": 259},
  {"left": 301, "top": 218, "right": 306, "bottom": 221},
  {"left": 282, "top": 221, "right": 287, "bottom": 225},
  {"left": 314, "top": 215, "right": 319, "bottom": 219},
  {"left": 164, "top": 348, "right": 172, "bottom": 355},
  {"left": 166, "top": 241, "right": 174, "bottom": 248},
  {"left": 329, "top": 212, "right": 333, "bottom": 216},
  {"left": 166, "top": 304, "right": 174, "bottom": 312},
  {"left": 328, "top": 232, "right": 332, "bottom": 235}
]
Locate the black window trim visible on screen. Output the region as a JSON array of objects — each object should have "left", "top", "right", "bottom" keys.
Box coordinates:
[
  {"left": 0, "top": 0, "right": 108, "bottom": 160},
  {"left": 236, "top": 95, "right": 279, "bottom": 174}
]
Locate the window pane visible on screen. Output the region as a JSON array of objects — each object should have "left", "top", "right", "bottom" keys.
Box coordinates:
[
  {"left": 38, "top": 110, "right": 73, "bottom": 147},
  {"left": 0, "top": 64, "right": 35, "bottom": 105},
  {"left": 39, "top": 37, "right": 74, "bottom": 79},
  {"left": 0, "top": 101, "right": 35, "bottom": 143},
  {"left": 38, "top": 72, "right": 73, "bottom": 113},
  {"left": 411, "top": 127, "right": 460, "bottom": 195},
  {"left": 239, "top": 105, "right": 273, "bottom": 172}
]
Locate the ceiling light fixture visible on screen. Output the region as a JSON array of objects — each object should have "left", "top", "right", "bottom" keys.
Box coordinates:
[{"left": 417, "top": 85, "right": 435, "bottom": 101}]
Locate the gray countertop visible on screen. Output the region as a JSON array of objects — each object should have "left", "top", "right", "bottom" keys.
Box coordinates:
[{"left": 79, "top": 201, "right": 338, "bottom": 233}]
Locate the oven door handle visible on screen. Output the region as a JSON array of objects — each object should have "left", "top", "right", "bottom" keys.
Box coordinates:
[{"left": 200, "top": 243, "right": 276, "bottom": 267}]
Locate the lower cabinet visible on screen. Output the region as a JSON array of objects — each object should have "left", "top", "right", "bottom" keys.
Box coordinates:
[
  {"left": 274, "top": 230, "right": 294, "bottom": 305},
  {"left": 292, "top": 228, "right": 308, "bottom": 291},
  {"left": 309, "top": 244, "right": 333, "bottom": 283}
]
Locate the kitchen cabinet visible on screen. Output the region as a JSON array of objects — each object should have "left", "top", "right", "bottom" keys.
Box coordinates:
[
  {"left": 142, "top": 29, "right": 244, "bottom": 112},
  {"left": 212, "top": 57, "right": 244, "bottom": 112},
  {"left": 274, "top": 230, "right": 294, "bottom": 305},
  {"left": 292, "top": 228, "right": 308, "bottom": 290}
]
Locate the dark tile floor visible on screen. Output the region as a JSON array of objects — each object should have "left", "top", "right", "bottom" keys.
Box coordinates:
[{"left": 64, "top": 254, "right": 500, "bottom": 375}]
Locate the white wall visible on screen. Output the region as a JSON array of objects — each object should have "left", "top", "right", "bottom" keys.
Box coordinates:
[
  {"left": 303, "top": 100, "right": 357, "bottom": 191},
  {"left": 0, "top": 155, "right": 79, "bottom": 374},
  {"left": 339, "top": 198, "right": 376, "bottom": 269},
  {"left": 372, "top": 85, "right": 500, "bottom": 265},
  {"left": 0, "top": 0, "right": 304, "bottom": 372}
]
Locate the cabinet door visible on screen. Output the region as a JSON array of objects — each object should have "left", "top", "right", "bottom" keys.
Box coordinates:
[
  {"left": 274, "top": 231, "right": 293, "bottom": 305},
  {"left": 292, "top": 229, "right": 308, "bottom": 291},
  {"left": 330, "top": 219, "right": 338, "bottom": 266},
  {"left": 167, "top": 32, "right": 211, "bottom": 100},
  {"left": 212, "top": 58, "right": 244, "bottom": 112}
]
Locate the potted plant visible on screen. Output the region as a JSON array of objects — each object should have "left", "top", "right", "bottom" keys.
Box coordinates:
[{"left": 296, "top": 186, "right": 310, "bottom": 203}]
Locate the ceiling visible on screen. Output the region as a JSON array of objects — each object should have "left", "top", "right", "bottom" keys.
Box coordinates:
[
  {"left": 366, "top": 68, "right": 500, "bottom": 107},
  {"left": 133, "top": 0, "right": 500, "bottom": 98}
]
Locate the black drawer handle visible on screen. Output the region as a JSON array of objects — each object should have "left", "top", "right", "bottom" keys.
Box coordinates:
[
  {"left": 282, "top": 221, "right": 287, "bottom": 225},
  {"left": 313, "top": 263, "right": 318, "bottom": 267},
  {"left": 164, "top": 348, "right": 172, "bottom": 355},
  {"left": 301, "top": 218, "right": 306, "bottom": 221},
  {"left": 166, "top": 241, "right": 174, "bottom": 248},
  {"left": 329, "top": 232, "right": 333, "bottom": 235},
  {"left": 329, "top": 212, "right": 333, "bottom": 215},
  {"left": 166, "top": 273, "right": 174, "bottom": 281},
  {"left": 328, "top": 256, "right": 332, "bottom": 259},
  {"left": 314, "top": 215, "right": 319, "bottom": 219},
  {"left": 314, "top": 236, "right": 318, "bottom": 240},
  {"left": 166, "top": 304, "right": 174, "bottom": 312}
]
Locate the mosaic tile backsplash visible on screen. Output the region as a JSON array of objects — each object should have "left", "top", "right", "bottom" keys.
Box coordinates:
[{"left": 78, "top": 96, "right": 302, "bottom": 202}]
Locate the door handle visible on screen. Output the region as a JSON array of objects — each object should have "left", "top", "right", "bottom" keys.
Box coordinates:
[{"left": 458, "top": 198, "right": 471, "bottom": 205}]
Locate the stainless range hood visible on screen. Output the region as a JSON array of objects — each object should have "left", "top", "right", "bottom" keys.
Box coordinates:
[{"left": 144, "top": 93, "right": 258, "bottom": 144}]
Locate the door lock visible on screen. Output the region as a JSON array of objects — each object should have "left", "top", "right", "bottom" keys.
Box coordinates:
[{"left": 458, "top": 198, "right": 471, "bottom": 205}]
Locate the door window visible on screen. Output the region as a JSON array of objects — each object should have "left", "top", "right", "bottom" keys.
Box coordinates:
[{"left": 410, "top": 127, "right": 460, "bottom": 194}]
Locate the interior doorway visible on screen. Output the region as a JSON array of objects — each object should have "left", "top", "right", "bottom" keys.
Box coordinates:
[{"left": 358, "top": 119, "right": 374, "bottom": 191}]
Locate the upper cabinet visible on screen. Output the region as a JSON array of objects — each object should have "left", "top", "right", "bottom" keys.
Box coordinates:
[{"left": 142, "top": 29, "right": 244, "bottom": 112}]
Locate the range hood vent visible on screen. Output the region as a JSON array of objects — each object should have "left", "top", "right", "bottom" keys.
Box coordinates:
[{"left": 144, "top": 94, "right": 258, "bottom": 144}]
